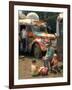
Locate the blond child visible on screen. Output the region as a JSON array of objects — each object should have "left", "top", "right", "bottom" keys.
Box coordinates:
[{"left": 31, "top": 60, "right": 40, "bottom": 76}]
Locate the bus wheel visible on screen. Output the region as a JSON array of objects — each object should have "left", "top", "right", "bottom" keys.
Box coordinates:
[{"left": 33, "top": 43, "right": 42, "bottom": 58}]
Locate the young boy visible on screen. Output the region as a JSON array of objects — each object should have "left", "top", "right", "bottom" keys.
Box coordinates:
[
  {"left": 51, "top": 53, "right": 61, "bottom": 73},
  {"left": 31, "top": 60, "right": 39, "bottom": 77}
]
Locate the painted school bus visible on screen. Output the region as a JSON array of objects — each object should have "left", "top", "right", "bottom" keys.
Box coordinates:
[{"left": 19, "top": 19, "right": 56, "bottom": 58}]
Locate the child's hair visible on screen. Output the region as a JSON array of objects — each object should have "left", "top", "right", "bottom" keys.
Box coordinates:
[
  {"left": 53, "top": 53, "right": 60, "bottom": 61},
  {"left": 32, "top": 59, "right": 36, "bottom": 64},
  {"left": 53, "top": 53, "right": 57, "bottom": 57}
]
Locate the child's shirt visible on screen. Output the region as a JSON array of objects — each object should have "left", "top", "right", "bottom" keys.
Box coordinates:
[{"left": 31, "top": 64, "right": 39, "bottom": 76}]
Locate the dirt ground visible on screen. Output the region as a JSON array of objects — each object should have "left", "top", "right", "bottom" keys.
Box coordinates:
[{"left": 18, "top": 54, "right": 63, "bottom": 79}]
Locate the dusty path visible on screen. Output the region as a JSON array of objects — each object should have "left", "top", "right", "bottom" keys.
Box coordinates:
[{"left": 19, "top": 55, "right": 63, "bottom": 79}]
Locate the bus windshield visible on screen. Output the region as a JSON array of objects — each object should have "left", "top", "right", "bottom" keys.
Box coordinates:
[{"left": 32, "top": 25, "right": 47, "bottom": 33}]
